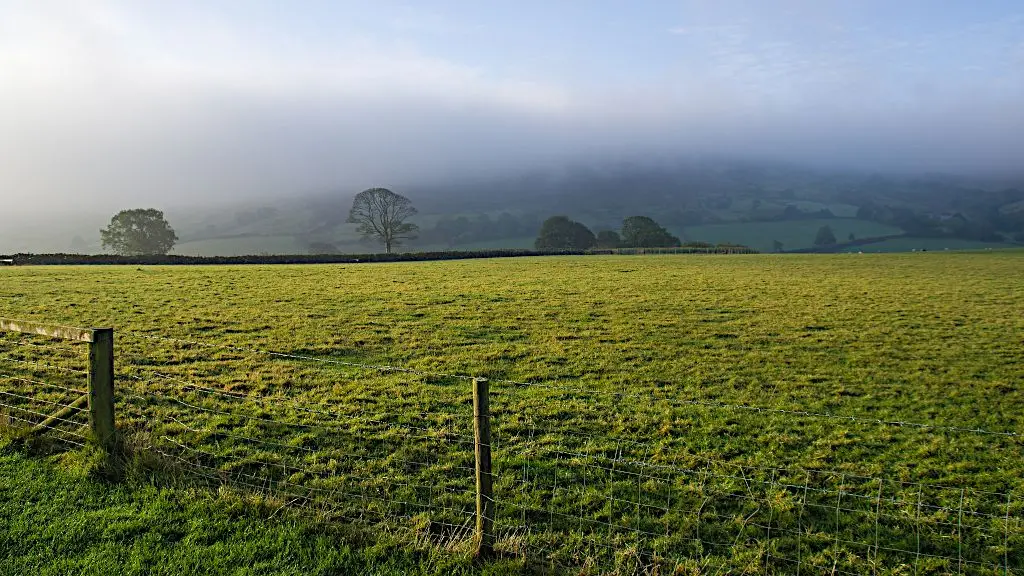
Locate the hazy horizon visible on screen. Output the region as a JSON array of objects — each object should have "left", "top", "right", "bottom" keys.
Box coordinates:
[{"left": 2, "top": 0, "right": 1023, "bottom": 222}]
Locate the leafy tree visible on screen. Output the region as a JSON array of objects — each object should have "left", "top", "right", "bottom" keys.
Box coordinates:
[
  {"left": 535, "top": 216, "right": 596, "bottom": 250},
  {"left": 595, "top": 230, "right": 622, "bottom": 249},
  {"left": 814, "top": 225, "right": 837, "bottom": 246},
  {"left": 772, "top": 239, "right": 784, "bottom": 253},
  {"left": 347, "top": 188, "right": 419, "bottom": 253},
  {"left": 848, "top": 232, "right": 856, "bottom": 242},
  {"left": 100, "top": 209, "right": 177, "bottom": 255},
  {"left": 620, "top": 216, "right": 681, "bottom": 248}
]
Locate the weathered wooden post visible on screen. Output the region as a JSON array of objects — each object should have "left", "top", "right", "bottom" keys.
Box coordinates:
[
  {"left": 0, "top": 318, "right": 117, "bottom": 456},
  {"left": 88, "top": 328, "right": 116, "bottom": 456},
  {"left": 473, "top": 377, "right": 494, "bottom": 559}
]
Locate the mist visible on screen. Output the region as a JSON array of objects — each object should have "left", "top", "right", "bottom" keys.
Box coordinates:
[{"left": 1, "top": 0, "right": 1023, "bottom": 226}]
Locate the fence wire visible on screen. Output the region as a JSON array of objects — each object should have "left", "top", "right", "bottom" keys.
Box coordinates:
[
  {"left": 2, "top": 328, "right": 1022, "bottom": 573},
  {"left": 0, "top": 333, "right": 90, "bottom": 449},
  {"left": 115, "top": 369, "right": 480, "bottom": 546},
  {"left": 491, "top": 417, "right": 1022, "bottom": 574}
]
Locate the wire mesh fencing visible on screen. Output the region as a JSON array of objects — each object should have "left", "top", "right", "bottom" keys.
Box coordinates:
[
  {"left": 0, "top": 331, "right": 91, "bottom": 448},
  {"left": 486, "top": 373, "right": 1024, "bottom": 574},
  {"left": 113, "top": 332, "right": 483, "bottom": 550},
  {"left": 491, "top": 419, "right": 1022, "bottom": 574},
  {"left": 1, "top": 324, "right": 1022, "bottom": 574}
]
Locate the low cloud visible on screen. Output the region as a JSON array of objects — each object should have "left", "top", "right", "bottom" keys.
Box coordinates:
[{"left": 1, "top": 1, "right": 1022, "bottom": 221}]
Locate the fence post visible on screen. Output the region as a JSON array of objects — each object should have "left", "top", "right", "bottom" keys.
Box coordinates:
[
  {"left": 88, "top": 328, "right": 116, "bottom": 456},
  {"left": 473, "top": 377, "right": 494, "bottom": 560}
]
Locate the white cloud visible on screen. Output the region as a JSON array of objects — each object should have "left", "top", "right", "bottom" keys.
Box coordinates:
[{"left": 0, "top": 1, "right": 578, "bottom": 214}]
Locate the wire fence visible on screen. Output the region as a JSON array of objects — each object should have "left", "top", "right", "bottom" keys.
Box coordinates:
[
  {"left": 491, "top": 421, "right": 1021, "bottom": 574},
  {"left": 1, "top": 326, "right": 1022, "bottom": 574},
  {"left": 0, "top": 331, "right": 91, "bottom": 449}
]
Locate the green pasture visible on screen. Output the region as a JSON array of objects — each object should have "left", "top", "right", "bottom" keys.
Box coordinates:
[{"left": 1, "top": 252, "right": 1022, "bottom": 574}]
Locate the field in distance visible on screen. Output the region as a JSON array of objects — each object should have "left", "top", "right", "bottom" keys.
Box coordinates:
[{"left": 1, "top": 251, "right": 1022, "bottom": 574}]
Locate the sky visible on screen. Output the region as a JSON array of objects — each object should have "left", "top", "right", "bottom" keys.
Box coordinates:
[{"left": 1, "top": 0, "right": 1023, "bottom": 216}]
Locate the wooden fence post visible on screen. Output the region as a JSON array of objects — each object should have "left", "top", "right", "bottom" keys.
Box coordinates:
[
  {"left": 473, "top": 377, "right": 495, "bottom": 560},
  {"left": 88, "top": 328, "right": 116, "bottom": 455}
]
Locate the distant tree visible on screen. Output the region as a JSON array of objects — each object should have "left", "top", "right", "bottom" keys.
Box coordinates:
[
  {"left": 772, "top": 239, "right": 784, "bottom": 253},
  {"left": 347, "top": 188, "right": 419, "bottom": 253},
  {"left": 620, "top": 216, "right": 682, "bottom": 248},
  {"left": 595, "top": 230, "right": 622, "bottom": 249},
  {"left": 535, "top": 216, "right": 596, "bottom": 250},
  {"left": 848, "top": 232, "right": 856, "bottom": 242},
  {"left": 814, "top": 225, "right": 837, "bottom": 246},
  {"left": 100, "top": 209, "right": 177, "bottom": 255}
]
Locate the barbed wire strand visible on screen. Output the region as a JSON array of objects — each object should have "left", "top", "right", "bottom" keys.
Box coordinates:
[
  {"left": 0, "top": 413, "right": 88, "bottom": 447},
  {"left": 0, "top": 400, "right": 89, "bottom": 430},
  {"left": 0, "top": 373, "right": 87, "bottom": 395},
  {"left": 0, "top": 338, "right": 83, "bottom": 354},
  {"left": 0, "top": 408, "right": 90, "bottom": 440},
  {"left": 0, "top": 389, "right": 89, "bottom": 412},
  {"left": 0, "top": 355, "right": 89, "bottom": 376}
]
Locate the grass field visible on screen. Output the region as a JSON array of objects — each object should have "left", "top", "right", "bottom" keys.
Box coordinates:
[{"left": 1, "top": 252, "right": 1023, "bottom": 574}]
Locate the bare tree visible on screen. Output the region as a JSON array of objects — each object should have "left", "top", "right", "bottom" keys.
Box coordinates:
[{"left": 347, "top": 188, "right": 419, "bottom": 253}]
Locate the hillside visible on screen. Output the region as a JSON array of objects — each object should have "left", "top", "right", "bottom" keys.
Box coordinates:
[{"left": 3, "top": 160, "right": 1021, "bottom": 256}]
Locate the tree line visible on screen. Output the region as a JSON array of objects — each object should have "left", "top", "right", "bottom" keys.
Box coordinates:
[
  {"left": 97, "top": 191, "right": 690, "bottom": 256},
  {"left": 535, "top": 215, "right": 682, "bottom": 250},
  {"left": 99, "top": 188, "right": 420, "bottom": 256},
  {"left": 97, "top": 190, "right": 749, "bottom": 257}
]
